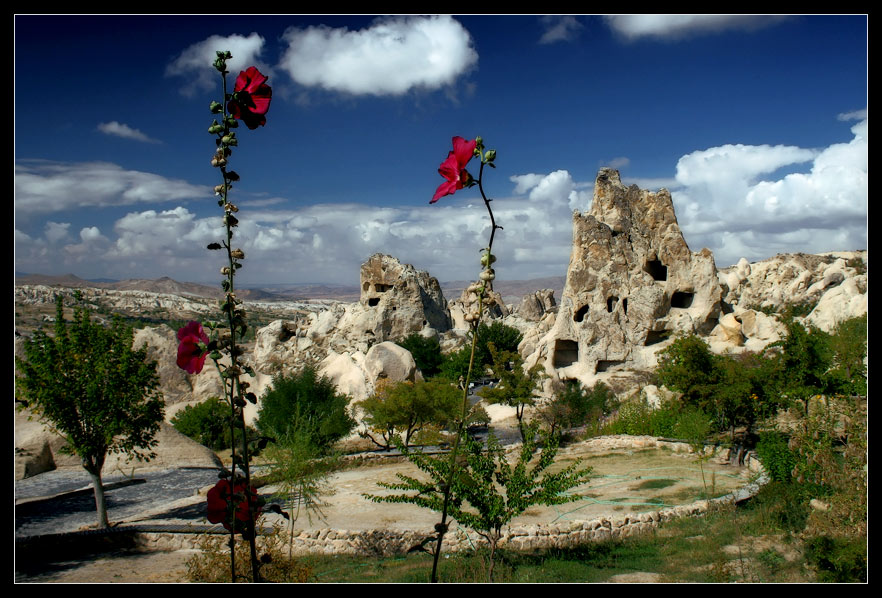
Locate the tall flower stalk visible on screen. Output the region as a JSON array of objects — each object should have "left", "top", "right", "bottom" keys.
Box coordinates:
[
  {"left": 428, "top": 136, "right": 502, "bottom": 582},
  {"left": 177, "top": 50, "right": 273, "bottom": 583}
]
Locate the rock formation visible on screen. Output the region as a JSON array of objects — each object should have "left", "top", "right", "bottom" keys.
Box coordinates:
[
  {"left": 515, "top": 289, "right": 557, "bottom": 321},
  {"left": 524, "top": 168, "right": 723, "bottom": 383}
]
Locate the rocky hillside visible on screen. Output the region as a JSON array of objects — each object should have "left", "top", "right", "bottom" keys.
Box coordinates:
[{"left": 14, "top": 168, "right": 867, "bottom": 479}]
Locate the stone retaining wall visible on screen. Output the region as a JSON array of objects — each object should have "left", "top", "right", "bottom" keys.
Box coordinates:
[{"left": 133, "top": 435, "right": 767, "bottom": 557}]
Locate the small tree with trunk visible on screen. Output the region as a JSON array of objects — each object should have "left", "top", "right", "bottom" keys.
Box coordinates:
[
  {"left": 15, "top": 295, "right": 164, "bottom": 528},
  {"left": 478, "top": 343, "right": 545, "bottom": 441},
  {"left": 366, "top": 424, "right": 591, "bottom": 582}
]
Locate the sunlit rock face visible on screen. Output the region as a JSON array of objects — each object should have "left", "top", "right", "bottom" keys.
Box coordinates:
[
  {"left": 358, "top": 253, "right": 450, "bottom": 341},
  {"left": 525, "top": 168, "right": 723, "bottom": 382}
]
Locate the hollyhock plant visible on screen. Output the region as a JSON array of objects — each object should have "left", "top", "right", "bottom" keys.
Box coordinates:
[
  {"left": 228, "top": 66, "right": 272, "bottom": 130},
  {"left": 431, "top": 136, "right": 477, "bottom": 203},
  {"left": 207, "top": 479, "right": 261, "bottom": 533},
  {"left": 176, "top": 321, "right": 209, "bottom": 374}
]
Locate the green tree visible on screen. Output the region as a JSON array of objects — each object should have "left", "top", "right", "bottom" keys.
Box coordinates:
[
  {"left": 358, "top": 379, "right": 461, "bottom": 449},
  {"left": 171, "top": 396, "right": 231, "bottom": 450},
  {"left": 366, "top": 425, "right": 591, "bottom": 582},
  {"left": 478, "top": 343, "right": 545, "bottom": 441},
  {"left": 655, "top": 335, "right": 721, "bottom": 412},
  {"left": 827, "top": 315, "right": 867, "bottom": 396},
  {"left": 770, "top": 320, "right": 834, "bottom": 419},
  {"left": 437, "top": 322, "right": 523, "bottom": 382},
  {"left": 540, "top": 380, "right": 616, "bottom": 436},
  {"left": 263, "top": 425, "right": 341, "bottom": 559},
  {"left": 256, "top": 368, "right": 355, "bottom": 452},
  {"left": 396, "top": 334, "right": 444, "bottom": 378},
  {"left": 15, "top": 296, "right": 165, "bottom": 528}
]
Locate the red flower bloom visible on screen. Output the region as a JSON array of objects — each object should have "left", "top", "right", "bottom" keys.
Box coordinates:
[
  {"left": 176, "top": 321, "right": 209, "bottom": 374},
  {"left": 206, "top": 479, "right": 261, "bottom": 533},
  {"left": 228, "top": 66, "right": 272, "bottom": 130},
  {"left": 431, "top": 136, "right": 477, "bottom": 203}
]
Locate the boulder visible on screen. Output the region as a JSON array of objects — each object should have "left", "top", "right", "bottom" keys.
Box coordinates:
[{"left": 363, "top": 342, "right": 418, "bottom": 386}]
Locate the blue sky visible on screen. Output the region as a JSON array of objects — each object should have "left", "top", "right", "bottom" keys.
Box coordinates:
[{"left": 14, "top": 15, "right": 867, "bottom": 286}]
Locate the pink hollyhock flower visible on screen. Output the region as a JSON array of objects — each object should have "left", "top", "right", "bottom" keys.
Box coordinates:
[
  {"left": 431, "top": 136, "right": 477, "bottom": 203},
  {"left": 176, "top": 321, "right": 209, "bottom": 374},
  {"left": 207, "top": 479, "right": 260, "bottom": 533},
  {"left": 228, "top": 66, "right": 272, "bottom": 130}
]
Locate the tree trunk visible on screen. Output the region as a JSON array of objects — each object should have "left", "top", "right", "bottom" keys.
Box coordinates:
[{"left": 84, "top": 454, "right": 108, "bottom": 528}]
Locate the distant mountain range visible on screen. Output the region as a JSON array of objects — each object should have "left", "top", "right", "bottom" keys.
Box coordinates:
[{"left": 14, "top": 272, "right": 566, "bottom": 304}]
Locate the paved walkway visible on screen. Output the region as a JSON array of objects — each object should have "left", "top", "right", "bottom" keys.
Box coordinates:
[{"left": 15, "top": 467, "right": 221, "bottom": 538}]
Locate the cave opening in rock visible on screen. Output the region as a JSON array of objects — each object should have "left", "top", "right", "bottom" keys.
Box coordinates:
[
  {"left": 645, "top": 259, "right": 667, "bottom": 281},
  {"left": 368, "top": 297, "right": 380, "bottom": 307},
  {"left": 671, "top": 291, "right": 694, "bottom": 309},
  {"left": 374, "top": 283, "right": 392, "bottom": 293},
  {"left": 552, "top": 339, "right": 579, "bottom": 368},
  {"left": 622, "top": 298, "right": 628, "bottom": 314},
  {"left": 607, "top": 296, "right": 618, "bottom": 313},
  {"left": 574, "top": 304, "right": 589, "bottom": 322}
]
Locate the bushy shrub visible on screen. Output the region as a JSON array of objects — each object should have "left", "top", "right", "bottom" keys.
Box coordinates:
[
  {"left": 540, "top": 380, "right": 616, "bottom": 436},
  {"left": 171, "top": 397, "right": 233, "bottom": 450},
  {"left": 437, "top": 322, "right": 523, "bottom": 381},
  {"left": 186, "top": 524, "right": 312, "bottom": 582},
  {"left": 396, "top": 333, "right": 444, "bottom": 378},
  {"left": 256, "top": 367, "right": 355, "bottom": 452},
  {"left": 805, "top": 535, "right": 867, "bottom": 582},
  {"left": 603, "top": 396, "right": 712, "bottom": 442},
  {"left": 755, "top": 431, "right": 796, "bottom": 483}
]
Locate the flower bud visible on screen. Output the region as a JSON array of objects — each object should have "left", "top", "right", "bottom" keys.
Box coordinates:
[
  {"left": 221, "top": 266, "right": 231, "bottom": 275},
  {"left": 231, "top": 248, "right": 245, "bottom": 259},
  {"left": 225, "top": 203, "right": 239, "bottom": 213},
  {"left": 479, "top": 269, "right": 496, "bottom": 282},
  {"left": 214, "top": 184, "right": 226, "bottom": 195},
  {"left": 484, "top": 149, "right": 496, "bottom": 162},
  {"left": 209, "top": 101, "right": 223, "bottom": 113}
]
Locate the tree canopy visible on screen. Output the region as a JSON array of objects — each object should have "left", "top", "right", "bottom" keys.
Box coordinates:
[{"left": 16, "top": 295, "right": 165, "bottom": 527}]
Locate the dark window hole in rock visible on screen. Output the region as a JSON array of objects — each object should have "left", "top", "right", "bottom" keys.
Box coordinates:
[
  {"left": 622, "top": 298, "right": 628, "bottom": 315},
  {"left": 645, "top": 259, "right": 668, "bottom": 281},
  {"left": 644, "top": 330, "right": 668, "bottom": 346},
  {"left": 574, "top": 304, "right": 590, "bottom": 323},
  {"left": 552, "top": 339, "right": 579, "bottom": 368},
  {"left": 671, "top": 291, "right": 694, "bottom": 309},
  {"left": 595, "top": 360, "right": 625, "bottom": 373},
  {"left": 368, "top": 297, "right": 380, "bottom": 307},
  {"left": 607, "top": 296, "right": 618, "bottom": 313}
]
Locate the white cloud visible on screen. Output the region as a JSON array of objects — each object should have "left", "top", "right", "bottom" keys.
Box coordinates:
[
  {"left": 538, "top": 16, "right": 584, "bottom": 44},
  {"left": 166, "top": 33, "right": 267, "bottom": 96},
  {"left": 672, "top": 118, "right": 867, "bottom": 267},
  {"left": 97, "top": 121, "right": 160, "bottom": 144},
  {"left": 44, "top": 221, "right": 71, "bottom": 244},
  {"left": 14, "top": 160, "right": 208, "bottom": 217},
  {"left": 605, "top": 15, "right": 788, "bottom": 40},
  {"left": 279, "top": 16, "right": 478, "bottom": 96},
  {"left": 838, "top": 108, "right": 867, "bottom": 121},
  {"left": 606, "top": 156, "right": 630, "bottom": 169}
]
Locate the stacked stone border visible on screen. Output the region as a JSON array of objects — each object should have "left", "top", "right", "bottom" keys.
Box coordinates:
[{"left": 121, "top": 435, "right": 768, "bottom": 557}]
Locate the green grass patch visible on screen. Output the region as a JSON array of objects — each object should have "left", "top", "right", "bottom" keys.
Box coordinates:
[{"left": 632, "top": 478, "right": 677, "bottom": 490}]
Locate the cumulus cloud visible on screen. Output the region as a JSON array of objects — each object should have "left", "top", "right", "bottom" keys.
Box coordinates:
[
  {"left": 672, "top": 118, "right": 867, "bottom": 267},
  {"left": 166, "top": 33, "right": 267, "bottom": 96},
  {"left": 97, "top": 121, "right": 160, "bottom": 144},
  {"left": 16, "top": 169, "right": 591, "bottom": 284},
  {"left": 538, "top": 16, "right": 584, "bottom": 44},
  {"left": 279, "top": 16, "right": 478, "bottom": 96},
  {"left": 44, "top": 221, "right": 71, "bottom": 244},
  {"left": 605, "top": 15, "right": 788, "bottom": 40},
  {"left": 14, "top": 160, "right": 208, "bottom": 217}
]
